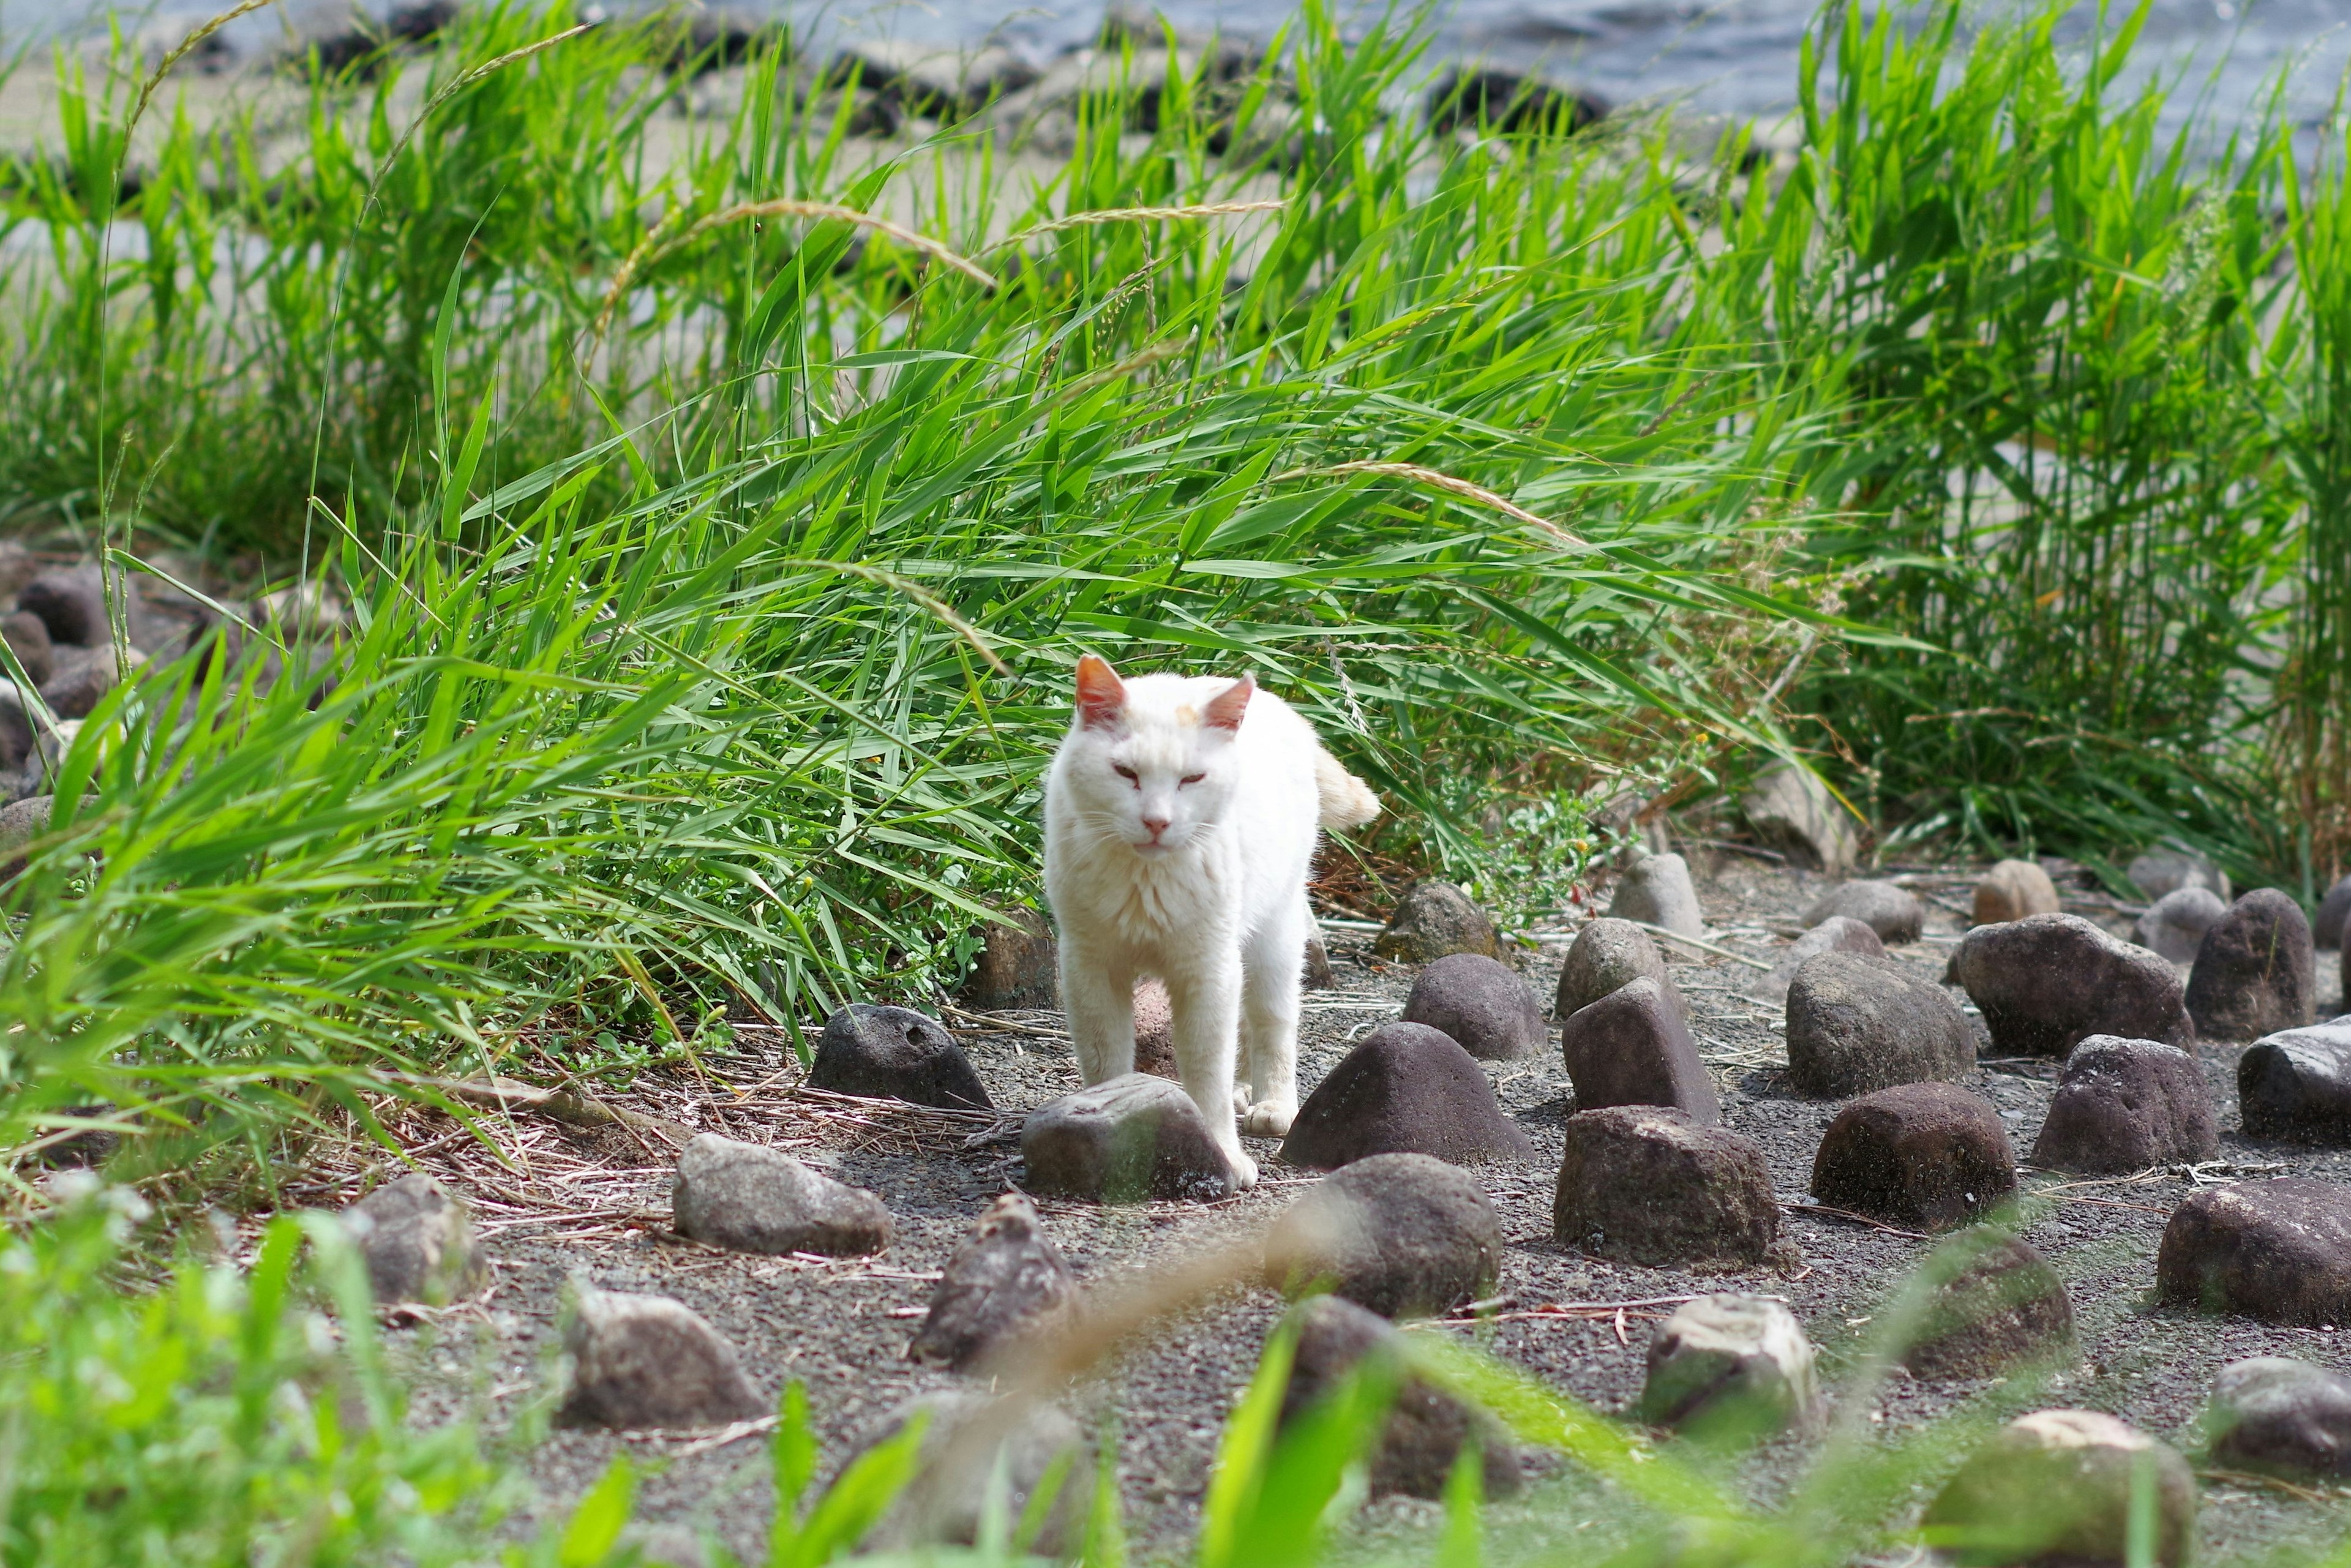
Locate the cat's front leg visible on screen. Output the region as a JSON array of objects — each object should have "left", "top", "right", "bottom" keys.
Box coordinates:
[
  {"left": 1058, "top": 937, "right": 1135, "bottom": 1086},
  {"left": 1237, "top": 899, "right": 1307, "bottom": 1136},
  {"left": 1166, "top": 959, "right": 1256, "bottom": 1188}
]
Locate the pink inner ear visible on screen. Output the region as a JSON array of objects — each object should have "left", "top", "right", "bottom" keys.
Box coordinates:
[
  {"left": 1075, "top": 655, "right": 1127, "bottom": 729},
  {"left": 1203, "top": 673, "right": 1254, "bottom": 732}
]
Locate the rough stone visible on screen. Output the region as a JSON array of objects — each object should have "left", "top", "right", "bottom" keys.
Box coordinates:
[
  {"left": 2129, "top": 849, "right": 2230, "bottom": 904},
  {"left": 1371, "top": 880, "right": 1499, "bottom": 963},
  {"left": 2317, "top": 876, "right": 2351, "bottom": 951},
  {"left": 17, "top": 566, "right": 107, "bottom": 647},
  {"left": 907, "top": 1192, "right": 1078, "bottom": 1374},
  {"left": 2186, "top": 890, "right": 2316, "bottom": 1042},
  {"left": 1400, "top": 953, "right": 1546, "bottom": 1061},
  {"left": 2238, "top": 1018, "right": 2351, "bottom": 1142},
  {"left": 1784, "top": 951, "right": 1976, "bottom": 1098},
  {"left": 1425, "top": 67, "right": 1608, "bottom": 137},
  {"left": 1553, "top": 917, "right": 1670, "bottom": 1018},
  {"left": 1303, "top": 932, "right": 1336, "bottom": 989},
  {"left": 1972, "top": 858, "right": 2061, "bottom": 925},
  {"left": 1264, "top": 1153, "right": 1503, "bottom": 1318},
  {"left": 1559, "top": 976, "right": 1721, "bottom": 1124},
  {"left": 0, "top": 610, "right": 52, "bottom": 687},
  {"left": 671, "top": 1134, "right": 894, "bottom": 1256},
  {"left": 1811, "top": 1082, "right": 2015, "bottom": 1231},
  {"left": 1746, "top": 915, "right": 1884, "bottom": 1005},
  {"left": 1280, "top": 1022, "right": 1535, "bottom": 1169},
  {"left": 1022, "top": 1074, "right": 1235, "bottom": 1202},
  {"left": 40, "top": 643, "right": 127, "bottom": 721},
  {"left": 1898, "top": 1233, "right": 2075, "bottom": 1379},
  {"left": 809, "top": 1003, "right": 992, "bottom": 1110},
  {"left": 1607, "top": 852, "right": 1704, "bottom": 939},
  {"left": 2207, "top": 1357, "right": 2351, "bottom": 1480},
  {"left": 857, "top": 1393, "right": 1089, "bottom": 1555},
  {"left": 1921, "top": 1410, "right": 2195, "bottom": 1568},
  {"left": 1740, "top": 759, "right": 1859, "bottom": 876},
  {"left": 1636, "top": 1294, "right": 1822, "bottom": 1442},
  {"left": 1801, "top": 879, "right": 1924, "bottom": 944},
  {"left": 1280, "top": 1295, "right": 1524, "bottom": 1499},
  {"left": 963, "top": 908, "right": 1059, "bottom": 1009},
  {"left": 339, "top": 1174, "right": 484, "bottom": 1306},
  {"left": 1553, "top": 1106, "right": 1780, "bottom": 1267},
  {"left": 1947, "top": 913, "right": 2194, "bottom": 1057},
  {"left": 0, "top": 793, "right": 96, "bottom": 880},
  {"left": 1131, "top": 978, "right": 1176, "bottom": 1078},
  {"left": 2031, "top": 1035, "right": 2216, "bottom": 1173},
  {"left": 2135, "top": 885, "right": 2229, "bottom": 964},
  {"left": 559, "top": 1283, "right": 767, "bottom": 1430},
  {"left": 827, "top": 41, "right": 1041, "bottom": 121},
  {"left": 2157, "top": 1178, "right": 2351, "bottom": 1325}
]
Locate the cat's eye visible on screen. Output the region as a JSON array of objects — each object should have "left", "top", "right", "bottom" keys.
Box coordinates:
[
  {"left": 1179, "top": 773, "right": 1206, "bottom": 786},
  {"left": 1112, "top": 763, "right": 1139, "bottom": 786}
]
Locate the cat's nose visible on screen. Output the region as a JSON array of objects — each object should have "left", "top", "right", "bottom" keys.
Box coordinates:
[{"left": 1141, "top": 815, "right": 1170, "bottom": 839}]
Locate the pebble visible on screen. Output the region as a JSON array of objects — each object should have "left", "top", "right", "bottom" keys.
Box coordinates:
[
  {"left": 1635, "top": 1293, "right": 1822, "bottom": 1442},
  {"left": 558, "top": 1281, "right": 767, "bottom": 1430},
  {"left": 1946, "top": 912, "right": 2194, "bottom": 1057},
  {"left": 1746, "top": 915, "right": 1883, "bottom": 1005},
  {"left": 2030, "top": 1035, "right": 2216, "bottom": 1173},
  {"left": 2185, "top": 890, "right": 2316, "bottom": 1041},
  {"left": 1971, "top": 858, "right": 2061, "bottom": 925},
  {"left": 1553, "top": 1106, "right": 1780, "bottom": 1267},
  {"left": 1899, "top": 1232, "right": 2075, "bottom": 1379},
  {"left": 2135, "top": 885, "right": 2228, "bottom": 964},
  {"left": 1810, "top": 1082, "right": 2015, "bottom": 1231},
  {"left": 40, "top": 644, "right": 129, "bottom": 721},
  {"left": 2207, "top": 1356, "right": 2351, "bottom": 1480},
  {"left": 1607, "top": 852, "right": 1704, "bottom": 938},
  {"left": 1263, "top": 1152, "right": 1504, "bottom": 1319},
  {"left": 857, "top": 1392, "right": 1089, "bottom": 1555},
  {"left": 1799, "top": 879, "right": 1924, "bottom": 944},
  {"left": 1280, "top": 1022, "right": 1536, "bottom": 1170},
  {"left": 2129, "top": 848, "right": 2230, "bottom": 904},
  {"left": 1558, "top": 975, "right": 1722, "bottom": 1124},
  {"left": 339, "top": 1173, "right": 483, "bottom": 1307},
  {"left": 1552, "top": 917, "right": 1669, "bottom": 1018},
  {"left": 1784, "top": 951, "right": 1975, "bottom": 1098},
  {"left": 810, "top": 1003, "right": 993, "bottom": 1110},
  {"left": 2157, "top": 1178, "right": 2351, "bottom": 1325},
  {"left": 2316, "top": 875, "right": 2351, "bottom": 950},
  {"left": 1401, "top": 952, "right": 1546, "bottom": 1060},
  {"left": 1739, "top": 759, "right": 1858, "bottom": 876},
  {"left": 1022, "top": 1074, "right": 1237, "bottom": 1202},
  {"left": 2237, "top": 1018, "right": 2351, "bottom": 1141},
  {"left": 670, "top": 1133, "right": 894, "bottom": 1256},
  {"left": 0, "top": 609, "right": 51, "bottom": 686},
  {"left": 907, "top": 1192, "right": 1078, "bottom": 1375},
  {"left": 17, "top": 566, "right": 108, "bottom": 647},
  {"left": 1921, "top": 1409, "right": 2195, "bottom": 1568},
  {"left": 1280, "top": 1294, "right": 1524, "bottom": 1499},
  {"left": 1371, "top": 879, "right": 1499, "bottom": 963},
  {"left": 962, "top": 908, "right": 1059, "bottom": 1008}
]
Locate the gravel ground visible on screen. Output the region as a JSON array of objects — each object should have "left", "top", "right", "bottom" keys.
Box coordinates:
[{"left": 384, "top": 852, "right": 2351, "bottom": 1565}]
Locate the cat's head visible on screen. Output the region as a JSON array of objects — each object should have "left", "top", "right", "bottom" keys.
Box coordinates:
[{"left": 1058, "top": 654, "right": 1251, "bottom": 854}]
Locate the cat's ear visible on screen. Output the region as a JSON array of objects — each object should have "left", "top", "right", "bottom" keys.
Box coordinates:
[
  {"left": 1074, "top": 654, "right": 1127, "bottom": 730},
  {"left": 1203, "top": 673, "right": 1254, "bottom": 732}
]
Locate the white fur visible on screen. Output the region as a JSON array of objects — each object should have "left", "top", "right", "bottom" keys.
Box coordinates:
[{"left": 1043, "top": 661, "right": 1378, "bottom": 1187}]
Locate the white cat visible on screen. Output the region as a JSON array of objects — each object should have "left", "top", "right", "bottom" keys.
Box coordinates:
[{"left": 1042, "top": 654, "right": 1380, "bottom": 1187}]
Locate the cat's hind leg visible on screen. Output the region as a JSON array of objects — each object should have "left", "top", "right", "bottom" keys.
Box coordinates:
[
  {"left": 1058, "top": 936, "right": 1135, "bottom": 1086},
  {"left": 1237, "top": 897, "right": 1308, "bottom": 1137}
]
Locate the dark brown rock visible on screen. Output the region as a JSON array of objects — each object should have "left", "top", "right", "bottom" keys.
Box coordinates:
[
  {"left": 1784, "top": 951, "right": 1974, "bottom": 1097},
  {"left": 907, "top": 1193, "right": 1077, "bottom": 1374},
  {"left": 2237, "top": 1018, "right": 2351, "bottom": 1142},
  {"left": 962, "top": 908, "right": 1058, "bottom": 1008},
  {"left": 1898, "top": 1232, "right": 2074, "bottom": 1379},
  {"left": 1947, "top": 913, "right": 2193, "bottom": 1057},
  {"left": 1, "top": 610, "right": 52, "bottom": 686},
  {"left": 1401, "top": 952, "right": 1545, "bottom": 1061},
  {"left": 1801, "top": 879, "right": 1924, "bottom": 943},
  {"left": 17, "top": 566, "right": 107, "bottom": 647},
  {"left": 810, "top": 1003, "right": 991, "bottom": 1110},
  {"left": 1553, "top": 1106, "right": 1779, "bottom": 1266},
  {"left": 1559, "top": 976, "right": 1721, "bottom": 1124},
  {"left": 1279, "top": 1295, "right": 1523, "bottom": 1498},
  {"left": 2207, "top": 1357, "right": 2351, "bottom": 1479},
  {"left": 1280, "top": 1022, "right": 1535, "bottom": 1170},
  {"left": 340, "top": 1173, "right": 484, "bottom": 1306},
  {"left": 560, "top": 1283, "right": 767, "bottom": 1430},
  {"left": 1921, "top": 1409, "right": 2195, "bottom": 1568},
  {"left": 1022, "top": 1075, "right": 1235, "bottom": 1202},
  {"left": 1264, "top": 1153, "right": 1502, "bottom": 1318},
  {"left": 2157, "top": 1178, "right": 2351, "bottom": 1325},
  {"left": 1553, "top": 917, "right": 1668, "bottom": 1018},
  {"left": 2186, "top": 890, "right": 2316, "bottom": 1041},
  {"left": 1372, "top": 880, "right": 1498, "bottom": 963},
  {"left": 2031, "top": 1035, "right": 2216, "bottom": 1172},
  {"left": 1746, "top": 915, "right": 1883, "bottom": 1005},
  {"left": 671, "top": 1135, "right": 893, "bottom": 1256},
  {"left": 1811, "top": 1082, "right": 2015, "bottom": 1231}
]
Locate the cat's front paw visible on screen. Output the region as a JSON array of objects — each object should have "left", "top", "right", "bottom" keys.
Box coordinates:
[
  {"left": 1224, "top": 1147, "right": 1260, "bottom": 1189},
  {"left": 1241, "top": 1100, "right": 1295, "bottom": 1138}
]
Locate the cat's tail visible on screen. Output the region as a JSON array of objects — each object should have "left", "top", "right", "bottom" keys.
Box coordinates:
[{"left": 1314, "top": 748, "right": 1382, "bottom": 830}]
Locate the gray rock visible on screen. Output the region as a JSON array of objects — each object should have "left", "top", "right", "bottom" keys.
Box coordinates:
[
  {"left": 340, "top": 1174, "right": 484, "bottom": 1306},
  {"left": 17, "top": 565, "right": 108, "bottom": 647},
  {"left": 2207, "top": 1357, "right": 2351, "bottom": 1479},
  {"left": 964, "top": 908, "right": 1058, "bottom": 1008},
  {"left": 1811, "top": 1082, "right": 2015, "bottom": 1231},
  {"left": 618, "top": 1523, "right": 708, "bottom": 1568},
  {"left": 2031, "top": 1035, "right": 2216, "bottom": 1172},
  {"left": 1264, "top": 1152, "right": 1502, "bottom": 1318},
  {"left": 40, "top": 643, "right": 133, "bottom": 721},
  {"left": 1280, "top": 1294, "right": 1523, "bottom": 1499},
  {"left": 908, "top": 1192, "right": 1078, "bottom": 1374},
  {"left": 1303, "top": 932, "right": 1336, "bottom": 989},
  {"left": 2130, "top": 849, "right": 2230, "bottom": 904},
  {"left": 2135, "top": 885, "right": 2228, "bottom": 964},
  {"left": 810, "top": 1003, "right": 992, "bottom": 1110},
  {"left": 1947, "top": 913, "right": 2193, "bottom": 1057},
  {"left": 827, "top": 40, "right": 1041, "bottom": 121},
  {"left": 2186, "top": 890, "right": 2316, "bottom": 1041},
  {"left": 1401, "top": 952, "right": 1545, "bottom": 1061},
  {"left": 1131, "top": 978, "right": 1176, "bottom": 1078},
  {"left": 1800, "top": 879, "right": 1924, "bottom": 944},
  {"left": 559, "top": 1283, "right": 767, "bottom": 1430},
  {"left": 2238, "top": 1017, "right": 2351, "bottom": 1142},
  {"left": 1559, "top": 976, "right": 1721, "bottom": 1123},
  {"left": 1636, "top": 1293, "right": 1822, "bottom": 1442},
  {"left": 1280, "top": 1022, "right": 1535, "bottom": 1169},
  {"left": 1785, "top": 951, "right": 1976, "bottom": 1098},
  {"left": 2317, "top": 876, "right": 2351, "bottom": 951},
  {"left": 2158, "top": 1178, "right": 2351, "bottom": 1325},
  {"left": 1972, "top": 858, "right": 2061, "bottom": 925},
  {"left": 1372, "top": 880, "right": 1499, "bottom": 963},
  {"left": 1922, "top": 1410, "right": 2195, "bottom": 1568},
  {"left": 671, "top": 1134, "right": 894, "bottom": 1256},
  {"left": 1741, "top": 759, "right": 1858, "bottom": 876},
  {"left": 1898, "top": 1232, "right": 2075, "bottom": 1379},
  {"left": 857, "top": 1392, "right": 1088, "bottom": 1555},
  {"left": 1746, "top": 915, "right": 1884, "bottom": 1005},
  {"left": 1553, "top": 1106, "right": 1780, "bottom": 1266},
  {"left": 1553, "top": 917, "right": 1670, "bottom": 1018},
  {"left": 1607, "top": 852, "right": 1704, "bottom": 938},
  {"left": 1022, "top": 1074, "right": 1235, "bottom": 1202},
  {"left": 0, "top": 793, "right": 97, "bottom": 880},
  {"left": 1, "top": 610, "right": 52, "bottom": 687}
]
